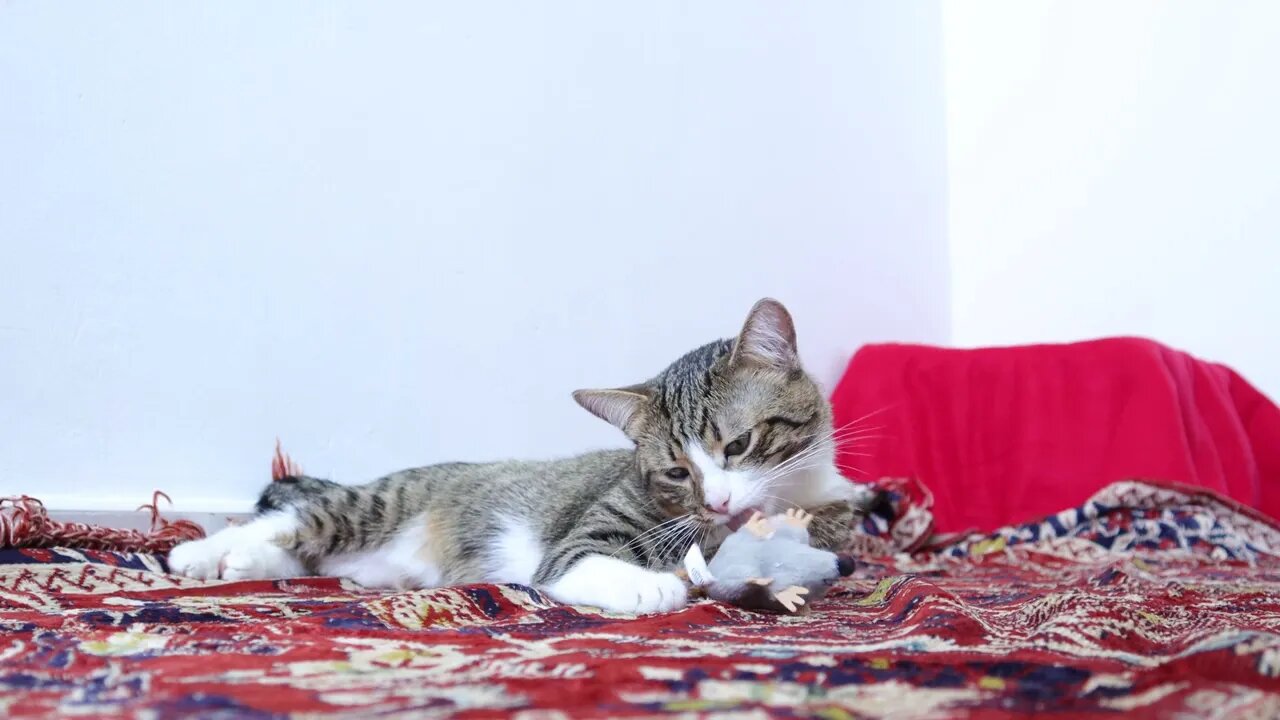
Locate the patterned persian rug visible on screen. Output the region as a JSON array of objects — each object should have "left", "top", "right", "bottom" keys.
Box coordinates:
[{"left": 3, "top": 480, "right": 1280, "bottom": 718}]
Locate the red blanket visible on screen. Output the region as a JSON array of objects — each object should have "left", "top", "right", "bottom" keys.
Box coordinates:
[{"left": 831, "top": 337, "right": 1280, "bottom": 533}]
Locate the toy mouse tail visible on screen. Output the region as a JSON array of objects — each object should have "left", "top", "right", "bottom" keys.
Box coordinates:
[{"left": 836, "top": 554, "right": 856, "bottom": 577}]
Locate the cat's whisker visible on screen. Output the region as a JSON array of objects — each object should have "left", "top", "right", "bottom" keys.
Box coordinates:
[
  {"left": 830, "top": 405, "right": 894, "bottom": 433},
  {"left": 678, "top": 522, "right": 702, "bottom": 558},
  {"left": 621, "top": 513, "right": 690, "bottom": 549},
  {"left": 752, "top": 460, "right": 828, "bottom": 491},
  {"left": 751, "top": 464, "right": 830, "bottom": 497},
  {"left": 797, "top": 424, "right": 875, "bottom": 446},
  {"left": 831, "top": 422, "right": 886, "bottom": 437},
  {"left": 835, "top": 429, "right": 889, "bottom": 440},
  {"left": 826, "top": 432, "right": 886, "bottom": 450},
  {"left": 763, "top": 439, "right": 835, "bottom": 473},
  {"left": 742, "top": 456, "right": 833, "bottom": 504},
  {"left": 764, "top": 456, "right": 829, "bottom": 477},
  {"left": 819, "top": 423, "right": 887, "bottom": 445},
  {"left": 651, "top": 519, "right": 699, "bottom": 568},
  {"left": 832, "top": 436, "right": 885, "bottom": 449},
  {"left": 742, "top": 474, "right": 819, "bottom": 507},
  {"left": 741, "top": 492, "right": 796, "bottom": 513},
  {"left": 831, "top": 430, "right": 886, "bottom": 442},
  {"left": 758, "top": 431, "right": 884, "bottom": 477},
  {"left": 746, "top": 439, "right": 876, "bottom": 507},
  {"left": 756, "top": 442, "right": 838, "bottom": 481},
  {"left": 691, "top": 525, "right": 709, "bottom": 565},
  {"left": 648, "top": 516, "right": 697, "bottom": 564},
  {"left": 754, "top": 421, "right": 888, "bottom": 481},
  {"left": 612, "top": 514, "right": 692, "bottom": 560},
  {"left": 665, "top": 523, "right": 704, "bottom": 571}
]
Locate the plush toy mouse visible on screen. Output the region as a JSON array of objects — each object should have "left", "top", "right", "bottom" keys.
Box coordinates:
[{"left": 684, "top": 508, "right": 856, "bottom": 613}]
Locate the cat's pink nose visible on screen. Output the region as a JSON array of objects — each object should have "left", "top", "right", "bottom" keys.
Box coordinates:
[{"left": 705, "top": 500, "right": 729, "bottom": 514}]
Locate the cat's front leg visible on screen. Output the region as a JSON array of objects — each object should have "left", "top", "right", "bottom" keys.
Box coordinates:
[
  {"left": 168, "top": 511, "right": 306, "bottom": 581},
  {"left": 542, "top": 555, "right": 688, "bottom": 615}
]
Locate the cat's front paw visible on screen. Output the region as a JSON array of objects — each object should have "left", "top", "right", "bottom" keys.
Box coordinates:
[
  {"left": 168, "top": 538, "right": 224, "bottom": 580},
  {"left": 168, "top": 526, "right": 303, "bottom": 581},
  {"left": 220, "top": 542, "right": 303, "bottom": 581},
  {"left": 546, "top": 555, "right": 689, "bottom": 615},
  {"left": 630, "top": 570, "right": 689, "bottom": 614}
]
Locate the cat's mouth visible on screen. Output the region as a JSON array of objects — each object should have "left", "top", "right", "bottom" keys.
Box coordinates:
[
  {"left": 701, "top": 508, "right": 759, "bottom": 530},
  {"left": 726, "top": 509, "right": 757, "bottom": 530}
]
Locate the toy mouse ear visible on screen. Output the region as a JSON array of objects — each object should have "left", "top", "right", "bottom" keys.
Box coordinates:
[{"left": 573, "top": 385, "right": 650, "bottom": 435}]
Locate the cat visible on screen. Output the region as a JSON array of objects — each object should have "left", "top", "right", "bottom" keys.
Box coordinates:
[{"left": 168, "top": 298, "right": 873, "bottom": 614}]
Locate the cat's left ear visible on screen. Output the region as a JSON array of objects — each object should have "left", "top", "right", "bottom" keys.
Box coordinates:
[
  {"left": 573, "top": 385, "right": 650, "bottom": 435},
  {"left": 730, "top": 297, "right": 800, "bottom": 371}
]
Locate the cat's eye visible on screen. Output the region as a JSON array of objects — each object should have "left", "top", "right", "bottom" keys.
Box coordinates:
[
  {"left": 665, "top": 467, "right": 690, "bottom": 480},
  {"left": 724, "top": 431, "right": 752, "bottom": 457}
]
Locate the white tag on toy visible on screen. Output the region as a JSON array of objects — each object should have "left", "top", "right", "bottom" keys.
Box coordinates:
[{"left": 683, "top": 543, "right": 715, "bottom": 587}]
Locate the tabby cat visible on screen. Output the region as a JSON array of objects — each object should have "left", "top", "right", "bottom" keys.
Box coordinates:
[{"left": 169, "top": 298, "right": 870, "bottom": 614}]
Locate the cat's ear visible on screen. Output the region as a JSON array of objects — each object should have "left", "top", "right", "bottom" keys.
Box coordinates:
[
  {"left": 573, "top": 386, "right": 650, "bottom": 434},
  {"left": 730, "top": 298, "right": 799, "bottom": 371}
]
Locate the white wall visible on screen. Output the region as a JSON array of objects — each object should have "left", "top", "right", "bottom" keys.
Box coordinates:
[
  {"left": 0, "top": 3, "right": 949, "bottom": 510},
  {"left": 945, "top": 1, "right": 1280, "bottom": 398}
]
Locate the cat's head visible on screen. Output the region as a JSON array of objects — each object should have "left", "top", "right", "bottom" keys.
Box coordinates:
[{"left": 574, "top": 298, "right": 834, "bottom": 527}]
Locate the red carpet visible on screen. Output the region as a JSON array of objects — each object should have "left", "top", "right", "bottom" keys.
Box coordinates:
[{"left": 5, "top": 480, "right": 1280, "bottom": 718}]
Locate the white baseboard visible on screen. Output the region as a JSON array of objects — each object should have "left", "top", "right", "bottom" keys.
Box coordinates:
[
  {"left": 43, "top": 509, "right": 251, "bottom": 535},
  {"left": 32, "top": 494, "right": 253, "bottom": 515},
  {"left": 26, "top": 493, "right": 254, "bottom": 536}
]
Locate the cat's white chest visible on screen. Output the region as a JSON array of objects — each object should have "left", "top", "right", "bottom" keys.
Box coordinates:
[
  {"left": 317, "top": 517, "right": 442, "bottom": 590},
  {"left": 484, "top": 518, "right": 544, "bottom": 585}
]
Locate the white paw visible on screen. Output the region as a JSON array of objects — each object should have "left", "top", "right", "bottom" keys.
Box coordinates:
[
  {"left": 168, "top": 538, "right": 225, "bottom": 580},
  {"left": 167, "top": 515, "right": 304, "bottom": 581},
  {"left": 630, "top": 571, "right": 689, "bottom": 614},
  {"left": 546, "top": 555, "right": 689, "bottom": 615},
  {"left": 220, "top": 542, "right": 303, "bottom": 581}
]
